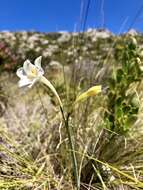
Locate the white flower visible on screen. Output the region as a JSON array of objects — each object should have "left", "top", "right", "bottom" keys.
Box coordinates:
[
  {"left": 16, "top": 56, "right": 44, "bottom": 88},
  {"left": 16, "top": 56, "right": 63, "bottom": 108}
]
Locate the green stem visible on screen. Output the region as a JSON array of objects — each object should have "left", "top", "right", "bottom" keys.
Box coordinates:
[
  {"left": 40, "top": 76, "right": 79, "bottom": 189},
  {"left": 60, "top": 107, "right": 80, "bottom": 190}
]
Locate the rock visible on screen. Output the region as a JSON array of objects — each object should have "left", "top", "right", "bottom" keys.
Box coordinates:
[
  {"left": 86, "top": 28, "right": 112, "bottom": 42},
  {"left": 57, "top": 32, "right": 71, "bottom": 43},
  {"left": 127, "top": 29, "right": 138, "bottom": 36}
]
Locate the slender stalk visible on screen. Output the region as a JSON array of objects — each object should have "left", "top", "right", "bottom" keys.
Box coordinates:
[
  {"left": 60, "top": 108, "right": 80, "bottom": 190},
  {"left": 40, "top": 76, "right": 63, "bottom": 108},
  {"left": 40, "top": 76, "right": 80, "bottom": 189}
]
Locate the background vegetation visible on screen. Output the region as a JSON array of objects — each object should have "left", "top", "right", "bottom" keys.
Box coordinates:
[{"left": 0, "top": 29, "right": 143, "bottom": 189}]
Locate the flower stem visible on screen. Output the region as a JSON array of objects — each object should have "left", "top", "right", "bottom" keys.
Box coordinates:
[
  {"left": 40, "top": 76, "right": 63, "bottom": 108},
  {"left": 60, "top": 107, "right": 80, "bottom": 190},
  {"left": 40, "top": 76, "right": 80, "bottom": 189}
]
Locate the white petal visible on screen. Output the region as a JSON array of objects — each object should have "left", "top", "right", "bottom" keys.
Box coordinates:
[
  {"left": 38, "top": 68, "right": 44, "bottom": 76},
  {"left": 18, "top": 78, "right": 33, "bottom": 87},
  {"left": 23, "top": 59, "right": 36, "bottom": 75},
  {"left": 16, "top": 67, "right": 26, "bottom": 79},
  {"left": 34, "top": 56, "right": 42, "bottom": 68},
  {"left": 28, "top": 78, "right": 38, "bottom": 88}
]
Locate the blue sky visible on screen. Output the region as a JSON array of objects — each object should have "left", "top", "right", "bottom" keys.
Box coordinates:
[{"left": 0, "top": 0, "right": 143, "bottom": 33}]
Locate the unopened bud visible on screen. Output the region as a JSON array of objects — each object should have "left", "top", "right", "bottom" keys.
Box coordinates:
[{"left": 75, "top": 85, "right": 102, "bottom": 103}]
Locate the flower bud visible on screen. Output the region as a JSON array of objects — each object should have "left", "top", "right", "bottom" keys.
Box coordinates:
[{"left": 75, "top": 85, "right": 102, "bottom": 103}]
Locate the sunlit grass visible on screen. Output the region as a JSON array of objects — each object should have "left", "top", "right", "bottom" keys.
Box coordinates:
[{"left": 0, "top": 32, "right": 143, "bottom": 190}]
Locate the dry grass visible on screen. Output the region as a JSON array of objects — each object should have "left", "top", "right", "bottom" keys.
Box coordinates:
[{"left": 0, "top": 34, "right": 143, "bottom": 190}]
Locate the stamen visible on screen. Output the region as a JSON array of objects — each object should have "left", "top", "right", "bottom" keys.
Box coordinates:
[
  {"left": 31, "top": 68, "right": 37, "bottom": 76},
  {"left": 28, "top": 68, "right": 37, "bottom": 78}
]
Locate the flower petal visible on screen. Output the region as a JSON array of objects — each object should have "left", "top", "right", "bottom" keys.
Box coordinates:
[
  {"left": 23, "top": 59, "right": 36, "bottom": 75},
  {"left": 37, "top": 67, "right": 44, "bottom": 76},
  {"left": 18, "top": 78, "right": 33, "bottom": 87},
  {"left": 28, "top": 78, "right": 38, "bottom": 88},
  {"left": 34, "top": 56, "right": 42, "bottom": 68},
  {"left": 16, "top": 67, "right": 26, "bottom": 79}
]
